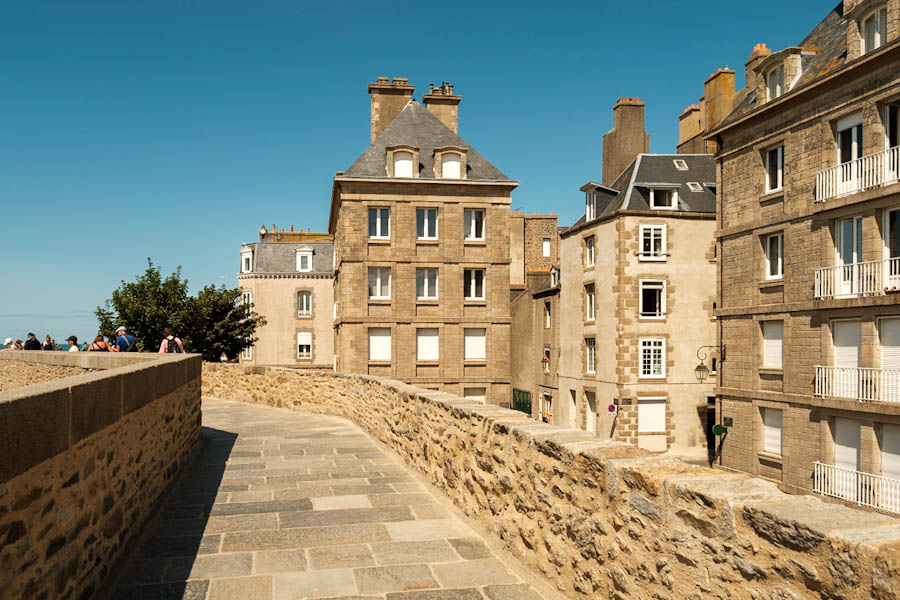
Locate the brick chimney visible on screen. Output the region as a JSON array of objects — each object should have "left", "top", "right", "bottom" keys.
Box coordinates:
[
  {"left": 744, "top": 44, "right": 771, "bottom": 92},
  {"left": 368, "top": 77, "right": 415, "bottom": 142},
  {"left": 602, "top": 98, "right": 650, "bottom": 186},
  {"left": 677, "top": 104, "right": 704, "bottom": 154},
  {"left": 703, "top": 67, "right": 736, "bottom": 133},
  {"left": 422, "top": 82, "right": 462, "bottom": 134}
]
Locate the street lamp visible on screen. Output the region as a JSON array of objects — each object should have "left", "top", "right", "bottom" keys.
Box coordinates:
[{"left": 695, "top": 345, "right": 725, "bottom": 383}]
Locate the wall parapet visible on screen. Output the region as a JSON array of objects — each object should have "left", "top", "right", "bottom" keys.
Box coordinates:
[
  {"left": 0, "top": 352, "right": 202, "bottom": 600},
  {"left": 203, "top": 362, "right": 900, "bottom": 599}
]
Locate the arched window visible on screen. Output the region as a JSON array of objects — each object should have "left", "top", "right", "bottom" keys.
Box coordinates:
[
  {"left": 393, "top": 151, "right": 413, "bottom": 177},
  {"left": 441, "top": 153, "right": 461, "bottom": 179}
]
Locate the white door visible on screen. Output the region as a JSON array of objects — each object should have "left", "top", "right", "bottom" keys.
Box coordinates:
[
  {"left": 834, "top": 418, "right": 860, "bottom": 501},
  {"left": 881, "top": 424, "right": 900, "bottom": 511},
  {"left": 882, "top": 319, "right": 900, "bottom": 403},
  {"left": 834, "top": 321, "right": 861, "bottom": 398},
  {"left": 836, "top": 218, "right": 862, "bottom": 296},
  {"left": 585, "top": 392, "right": 597, "bottom": 435},
  {"left": 885, "top": 209, "right": 900, "bottom": 288}
]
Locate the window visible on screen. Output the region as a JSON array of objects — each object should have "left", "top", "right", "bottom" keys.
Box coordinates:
[
  {"left": 837, "top": 115, "right": 863, "bottom": 165},
  {"left": 543, "top": 346, "right": 551, "bottom": 373},
  {"left": 585, "top": 338, "right": 596, "bottom": 374},
  {"left": 544, "top": 301, "right": 551, "bottom": 328},
  {"left": 765, "top": 233, "right": 784, "bottom": 279},
  {"left": 417, "top": 328, "right": 439, "bottom": 361},
  {"left": 639, "top": 280, "right": 665, "bottom": 318},
  {"left": 441, "top": 153, "right": 461, "bottom": 179},
  {"left": 464, "top": 387, "right": 486, "bottom": 403},
  {"left": 638, "top": 398, "right": 666, "bottom": 433},
  {"left": 765, "top": 146, "right": 784, "bottom": 192},
  {"left": 711, "top": 357, "right": 718, "bottom": 375},
  {"left": 550, "top": 268, "right": 559, "bottom": 287},
  {"left": 368, "top": 328, "right": 391, "bottom": 361},
  {"left": 416, "top": 267, "right": 438, "bottom": 300},
  {"left": 393, "top": 151, "right": 413, "bottom": 177},
  {"left": 368, "top": 208, "right": 390, "bottom": 239},
  {"left": 241, "top": 250, "right": 253, "bottom": 273},
  {"left": 584, "top": 236, "right": 595, "bottom": 267},
  {"left": 464, "top": 209, "right": 485, "bottom": 240},
  {"left": 687, "top": 182, "right": 703, "bottom": 192},
  {"left": 650, "top": 188, "right": 677, "bottom": 210},
  {"left": 368, "top": 267, "right": 391, "bottom": 299},
  {"left": 639, "top": 338, "right": 665, "bottom": 378},
  {"left": 297, "top": 332, "right": 312, "bottom": 360},
  {"left": 766, "top": 65, "right": 784, "bottom": 101},
  {"left": 886, "top": 102, "right": 899, "bottom": 150},
  {"left": 416, "top": 208, "right": 438, "bottom": 240},
  {"left": 464, "top": 328, "right": 486, "bottom": 361},
  {"left": 241, "top": 343, "right": 252, "bottom": 361},
  {"left": 464, "top": 269, "right": 485, "bottom": 300},
  {"left": 639, "top": 224, "right": 666, "bottom": 261},
  {"left": 762, "top": 407, "right": 783, "bottom": 455},
  {"left": 296, "top": 249, "right": 312, "bottom": 272},
  {"left": 297, "top": 291, "right": 312, "bottom": 317},
  {"left": 586, "top": 190, "right": 597, "bottom": 221},
  {"left": 673, "top": 159, "right": 688, "bottom": 171},
  {"left": 542, "top": 237, "right": 551, "bottom": 257},
  {"left": 240, "top": 290, "right": 252, "bottom": 307},
  {"left": 863, "top": 7, "right": 888, "bottom": 54},
  {"left": 762, "top": 320, "right": 784, "bottom": 369},
  {"left": 584, "top": 284, "right": 595, "bottom": 321}
]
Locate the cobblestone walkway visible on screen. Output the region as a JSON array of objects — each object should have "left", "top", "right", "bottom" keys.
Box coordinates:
[{"left": 108, "top": 398, "right": 544, "bottom": 600}]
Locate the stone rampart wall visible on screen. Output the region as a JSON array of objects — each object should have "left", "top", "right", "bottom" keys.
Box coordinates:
[
  {"left": 203, "top": 363, "right": 900, "bottom": 599},
  {"left": 0, "top": 352, "right": 202, "bottom": 600}
]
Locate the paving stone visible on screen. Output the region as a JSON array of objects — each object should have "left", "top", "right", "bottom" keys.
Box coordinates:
[
  {"left": 168, "top": 553, "right": 254, "bottom": 580},
  {"left": 228, "top": 490, "right": 275, "bottom": 503},
  {"left": 121, "top": 557, "right": 172, "bottom": 584},
  {"left": 222, "top": 523, "right": 392, "bottom": 552},
  {"left": 370, "top": 541, "right": 459, "bottom": 566},
  {"left": 385, "top": 520, "right": 472, "bottom": 542},
  {"left": 272, "top": 569, "right": 357, "bottom": 600},
  {"left": 204, "top": 513, "right": 279, "bottom": 534},
  {"left": 431, "top": 560, "right": 518, "bottom": 588},
  {"left": 447, "top": 538, "right": 492, "bottom": 560},
  {"left": 410, "top": 505, "right": 451, "bottom": 520},
  {"left": 482, "top": 584, "right": 544, "bottom": 600},
  {"left": 385, "top": 590, "right": 483, "bottom": 600},
  {"left": 254, "top": 549, "right": 308, "bottom": 574},
  {"left": 354, "top": 564, "right": 439, "bottom": 594},
  {"left": 279, "top": 507, "right": 414, "bottom": 529},
  {"left": 137, "top": 534, "right": 221, "bottom": 558},
  {"left": 312, "top": 495, "right": 372, "bottom": 510},
  {"left": 308, "top": 544, "right": 376, "bottom": 570},
  {"left": 278, "top": 487, "right": 334, "bottom": 500},
  {"left": 368, "top": 494, "right": 433, "bottom": 507},
  {"left": 110, "top": 580, "right": 210, "bottom": 600},
  {"left": 208, "top": 575, "right": 273, "bottom": 600},
  {"left": 391, "top": 483, "right": 427, "bottom": 493},
  {"left": 210, "top": 498, "right": 313, "bottom": 517}
]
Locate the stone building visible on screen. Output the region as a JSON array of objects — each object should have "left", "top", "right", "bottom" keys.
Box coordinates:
[
  {"left": 557, "top": 99, "right": 718, "bottom": 453},
  {"left": 710, "top": 1, "right": 900, "bottom": 508},
  {"left": 329, "top": 78, "right": 518, "bottom": 404},
  {"left": 237, "top": 226, "right": 334, "bottom": 369}
]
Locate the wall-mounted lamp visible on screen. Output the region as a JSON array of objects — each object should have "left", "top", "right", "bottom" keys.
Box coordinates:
[{"left": 694, "top": 344, "right": 726, "bottom": 383}]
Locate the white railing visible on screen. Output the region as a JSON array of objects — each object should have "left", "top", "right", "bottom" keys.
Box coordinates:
[
  {"left": 815, "top": 365, "right": 900, "bottom": 403},
  {"left": 816, "top": 146, "right": 900, "bottom": 202},
  {"left": 814, "top": 257, "right": 900, "bottom": 298},
  {"left": 814, "top": 462, "right": 900, "bottom": 515}
]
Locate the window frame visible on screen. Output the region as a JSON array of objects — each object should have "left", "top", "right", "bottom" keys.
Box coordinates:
[
  {"left": 464, "top": 208, "right": 485, "bottom": 241},
  {"left": 464, "top": 268, "right": 486, "bottom": 301},
  {"left": 542, "top": 237, "right": 551, "bottom": 257},
  {"left": 368, "top": 207, "right": 391, "bottom": 240},
  {"left": 585, "top": 190, "right": 597, "bottom": 221},
  {"left": 673, "top": 159, "right": 689, "bottom": 171},
  {"left": 639, "top": 279, "right": 666, "bottom": 320},
  {"left": 416, "top": 267, "right": 439, "bottom": 300},
  {"left": 368, "top": 266, "right": 391, "bottom": 300},
  {"left": 241, "top": 250, "right": 253, "bottom": 273},
  {"left": 544, "top": 301, "right": 551, "bottom": 329},
  {"left": 862, "top": 6, "right": 888, "bottom": 54},
  {"left": 764, "top": 232, "right": 784, "bottom": 280},
  {"left": 765, "top": 145, "right": 784, "bottom": 193},
  {"left": 584, "top": 236, "right": 595, "bottom": 267},
  {"left": 296, "top": 249, "right": 313, "bottom": 272},
  {"left": 297, "top": 331, "right": 312, "bottom": 360},
  {"left": 766, "top": 64, "right": 784, "bottom": 101},
  {"left": 543, "top": 346, "right": 551, "bottom": 373},
  {"left": 416, "top": 207, "right": 438, "bottom": 240},
  {"left": 585, "top": 338, "right": 596, "bottom": 374},
  {"left": 649, "top": 188, "right": 678, "bottom": 210},
  {"left": 584, "top": 284, "right": 595, "bottom": 322},
  {"left": 297, "top": 291, "right": 312, "bottom": 318},
  {"left": 639, "top": 337, "right": 666, "bottom": 379},
  {"left": 639, "top": 224, "right": 667, "bottom": 262}
]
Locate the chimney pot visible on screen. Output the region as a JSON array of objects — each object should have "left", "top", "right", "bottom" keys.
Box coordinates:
[
  {"left": 290, "top": 225, "right": 294, "bottom": 232},
  {"left": 423, "top": 80, "right": 461, "bottom": 134}
]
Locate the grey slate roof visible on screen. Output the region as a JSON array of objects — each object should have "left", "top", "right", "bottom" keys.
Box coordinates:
[
  {"left": 343, "top": 101, "right": 510, "bottom": 181},
  {"left": 242, "top": 242, "right": 333, "bottom": 275}
]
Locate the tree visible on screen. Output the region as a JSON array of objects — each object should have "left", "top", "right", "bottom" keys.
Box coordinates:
[{"left": 96, "top": 259, "right": 265, "bottom": 360}]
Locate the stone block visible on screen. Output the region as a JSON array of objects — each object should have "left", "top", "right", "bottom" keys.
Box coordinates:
[{"left": 353, "top": 564, "right": 438, "bottom": 594}]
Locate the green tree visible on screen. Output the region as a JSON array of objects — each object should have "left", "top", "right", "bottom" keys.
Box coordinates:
[{"left": 95, "top": 259, "right": 264, "bottom": 360}]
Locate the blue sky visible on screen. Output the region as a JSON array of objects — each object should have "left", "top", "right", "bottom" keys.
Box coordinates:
[{"left": 1, "top": 0, "right": 830, "bottom": 343}]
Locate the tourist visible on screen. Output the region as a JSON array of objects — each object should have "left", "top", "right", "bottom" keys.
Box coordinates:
[
  {"left": 42, "top": 335, "right": 54, "bottom": 351},
  {"left": 158, "top": 328, "right": 184, "bottom": 354},
  {"left": 2, "top": 337, "right": 15, "bottom": 351},
  {"left": 14, "top": 340, "right": 24, "bottom": 350},
  {"left": 66, "top": 336, "right": 79, "bottom": 352},
  {"left": 88, "top": 335, "right": 111, "bottom": 352},
  {"left": 23, "top": 333, "right": 41, "bottom": 351},
  {"left": 51, "top": 338, "right": 61, "bottom": 351},
  {"left": 113, "top": 326, "right": 139, "bottom": 352}
]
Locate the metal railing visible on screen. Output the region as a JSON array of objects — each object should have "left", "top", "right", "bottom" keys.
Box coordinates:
[
  {"left": 814, "top": 257, "right": 900, "bottom": 298},
  {"left": 814, "top": 365, "right": 900, "bottom": 403},
  {"left": 816, "top": 146, "right": 900, "bottom": 202},
  {"left": 814, "top": 462, "right": 900, "bottom": 515}
]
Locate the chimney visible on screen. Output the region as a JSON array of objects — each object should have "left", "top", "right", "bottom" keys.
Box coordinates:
[
  {"left": 368, "top": 76, "right": 415, "bottom": 142},
  {"left": 703, "top": 67, "right": 735, "bottom": 133},
  {"left": 677, "top": 103, "right": 704, "bottom": 154},
  {"left": 745, "top": 43, "right": 771, "bottom": 92},
  {"left": 422, "top": 81, "right": 462, "bottom": 134},
  {"left": 602, "top": 98, "right": 650, "bottom": 186}
]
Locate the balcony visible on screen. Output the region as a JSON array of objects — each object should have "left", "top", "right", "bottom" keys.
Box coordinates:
[
  {"left": 814, "top": 462, "right": 900, "bottom": 516},
  {"left": 814, "top": 365, "right": 900, "bottom": 403},
  {"left": 815, "top": 146, "right": 900, "bottom": 203},
  {"left": 814, "top": 257, "right": 900, "bottom": 299}
]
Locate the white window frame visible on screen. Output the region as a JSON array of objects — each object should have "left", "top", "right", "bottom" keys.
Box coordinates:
[
  {"left": 765, "top": 145, "right": 784, "bottom": 193},
  {"left": 464, "top": 268, "right": 485, "bottom": 301},
  {"left": 542, "top": 237, "right": 551, "bottom": 257},
  {"left": 762, "top": 320, "right": 784, "bottom": 369},
  {"left": 585, "top": 338, "right": 596, "bottom": 374},
  {"left": 543, "top": 346, "right": 551, "bottom": 373},
  {"left": 297, "top": 291, "right": 312, "bottom": 318},
  {"left": 862, "top": 7, "right": 888, "bottom": 54},
  {"left": 440, "top": 153, "right": 461, "bottom": 179},
  {"left": 762, "top": 407, "right": 783, "bottom": 455},
  {"left": 584, "top": 284, "right": 595, "bottom": 321},
  {"left": 416, "top": 267, "right": 439, "bottom": 300},
  {"left": 584, "top": 236, "right": 595, "bottom": 267},
  {"left": 765, "top": 232, "right": 784, "bottom": 280},
  {"left": 637, "top": 397, "right": 667, "bottom": 433},
  {"left": 297, "top": 332, "right": 312, "bottom": 360},
  {"left": 837, "top": 114, "right": 864, "bottom": 165},
  {"left": 544, "top": 301, "right": 551, "bottom": 329},
  {"left": 585, "top": 190, "right": 596, "bottom": 221},
  {"left": 416, "top": 207, "right": 438, "bottom": 240},
  {"left": 686, "top": 182, "right": 703, "bottom": 192},
  {"left": 639, "top": 338, "right": 666, "bottom": 379},
  {"left": 550, "top": 268, "right": 559, "bottom": 287},
  {"left": 241, "top": 343, "right": 252, "bottom": 361},
  {"left": 368, "top": 207, "right": 390, "bottom": 240},
  {"left": 464, "top": 209, "right": 485, "bottom": 241},
  {"left": 393, "top": 151, "right": 414, "bottom": 178},
  {"left": 649, "top": 188, "right": 678, "bottom": 210},
  {"left": 673, "top": 159, "right": 688, "bottom": 171},
  {"left": 639, "top": 224, "right": 667, "bottom": 262},
  {"left": 416, "top": 328, "right": 439, "bottom": 361},
  {"left": 240, "top": 290, "right": 252, "bottom": 307},
  {"left": 241, "top": 250, "right": 253, "bottom": 273},
  {"left": 639, "top": 280, "right": 666, "bottom": 319},
  {"left": 464, "top": 328, "right": 486, "bottom": 361},
  {"left": 368, "top": 327, "right": 391, "bottom": 361},
  {"left": 766, "top": 64, "right": 784, "bottom": 101},
  {"left": 368, "top": 267, "right": 391, "bottom": 300},
  {"left": 296, "top": 249, "right": 313, "bottom": 272}
]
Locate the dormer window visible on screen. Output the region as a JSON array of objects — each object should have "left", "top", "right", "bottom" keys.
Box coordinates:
[
  {"left": 393, "top": 151, "right": 413, "bottom": 177},
  {"left": 650, "top": 188, "right": 678, "bottom": 210},
  {"left": 240, "top": 248, "right": 253, "bottom": 273},
  {"left": 434, "top": 146, "right": 467, "bottom": 179},
  {"left": 586, "top": 190, "right": 597, "bottom": 220},
  {"left": 386, "top": 146, "right": 419, "bottom": 178},
  {"left": 296, "top": 247, "right": 313, "bottom": 272},
  {"left": 766, "top": 65, "right": 784, "bottom": 101},
  {"left": 863, "top": 7, "right": 887, "bottom": 54},
  {"left": 441, "top": 153, "right": 460, "bottom": 179}
]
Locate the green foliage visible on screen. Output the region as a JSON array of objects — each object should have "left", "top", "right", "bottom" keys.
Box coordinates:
[{"left": 95, "top": 259, "right": 265, "bottom": 361}]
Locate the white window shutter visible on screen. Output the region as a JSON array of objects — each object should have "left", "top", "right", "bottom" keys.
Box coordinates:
[
  {"left": 417, "top": 328, "right": 439, "bottom": 361},
  {"left": 369, "top": 328, "right": 391, "bottom": 361},
  {"left": 763, "top": 321, "right": 784, "bottom": 368},
  {"left": 762, "top": 408, "right": 782, "bottom": 454},
  {"left": 441, "top": 154, "right": 460, "bottom": 179},
  {"left": 637, "top": 398, "right": 666, "bottom": 433},
  {"left": 394, "top": 152, "right": 413, "bottom": 177},
  {"left": 882, "top": 424, "right": 900, "bottom": 480},
  {"left": 464, "top": 328, "right": 486, "bottom": 360}
]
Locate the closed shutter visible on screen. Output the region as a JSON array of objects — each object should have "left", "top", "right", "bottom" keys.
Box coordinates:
[
  {"left": 464, "top": 387, "right": 486, "bottom": 403},
  {"left": 834, "top": 321, "right": 861, "bottom": 368},
  {"left": 394, "top": 152, "right": 413, "bottom": 177},
  {"left": 368, "top": 328, "right": 391, "bottom": 361},
  {"left": 585, "top": 392, "right": 597, "bottom": 435},
  {"left": 834, "top": 418, "right": 860, "bottom": 471},
  {"left": 441, "top": 154, "right": 460, "bottom": 179},
  {"left": 464, "top": 328, "right": 486, "bottom": 360},
  {"left": 762, "top": 408, "right": 782, "bottom": 455},
  {"left": 637, "top": 398, "right": 666, "bottom": 433},
  {"left": 416, "top": 328, "right": 439, "bottom": 361},
  {"left": 883, "top": 424, "right": 900, "bottom": 481},
  {"left": 762, "top": 321, "right": 783, "bottom": 368},
  {"left": 297, "top": 332, "right": 312, "bottom": 359}
]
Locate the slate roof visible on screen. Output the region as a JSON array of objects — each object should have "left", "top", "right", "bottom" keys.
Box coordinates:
[
  {"left": 718, "top": 3, "right": 847, "bottom": 128},
  {"left": 566, "top": 154, "right": 715, "bottom": 231},
  {"left": 343, "top": 101, "right": 511, "bottom": 181},
  {"left": 241, "top": 242, "right": 334, "bottom": 275}
]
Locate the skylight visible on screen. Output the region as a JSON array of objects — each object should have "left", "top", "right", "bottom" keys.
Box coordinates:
[
  {"left": 687, "top": 182, "right": 703, "bottom": 192},
  {"left": 673, "top": 159, "right": 688, "bottom": 171}
]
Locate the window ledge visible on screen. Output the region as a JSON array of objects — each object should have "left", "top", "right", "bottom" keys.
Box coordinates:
[
  {"left": 368, "top": 360, "right": 391, "bottom": 366},
  {"left": 759, "top": 279, "right": 784, "bottom": 289},
  {"left": 297, "top": 315, "right": 313, "bottom": 319},
  {"left": 368, "top": 238, "right": 391, "bottom": 245},
  {"left": 584, "top": 319, "right": 596, "bottom": 324},
  {"left": 638, "top": 376, "right": 666, "bottom": 381},
  {"left": 416, "top": 239, "right": 440, "bottom": 245},
  {"left": 758, "top": 368, "right": 784, "bottom": 376},
  {"left": 637, "top": 255, "right": 668, "bottom": 262},
  {"left": 368, "top": 299, "right": 392, "bottom": 305},
  {"left": 758, "top": 451, "right": 783, "bottom": 465},
  {"left": 638, "top": 431, "right": 667, "bottom": 436},
  {"left": 464, "top": 300, "right": 487, "bottom": 306},
  {"left": 464, "top": 239, "right": 487, "bottom": 246},
  {"left": 416, "top": 299, "right": 439, "bottom": 305},
  {"left": 639, "top": 315, "right": 666, "bottom": 321},
  {"left": 416, "top": 360, "right": 440, "bottom": 366},
  {"left": 760, "top": 190, "right": 784, "bottom": 203},
  {"left": 584, "top": 264, "right": 596, "bottom": 271},
  {"left": 464, "top": 360, "right": 487, "bottom": 366}
]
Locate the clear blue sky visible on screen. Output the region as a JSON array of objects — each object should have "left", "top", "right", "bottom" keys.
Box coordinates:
[{"left": 1, "top": 0, "right": 830, "bottom": 343}]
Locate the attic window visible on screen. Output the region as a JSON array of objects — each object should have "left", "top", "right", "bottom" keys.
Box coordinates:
[
  {"left": 441, "top": 153, "right": 461, "bottom": 179},
  {"left": 863, "top": 7, "right": 888, "bottom": 54},
  {"left": 650, "top": 188, "right": 678, "bottom": 210},
  {"left": 687, "top": 182, "right": 703, "bottom": 192},
  {"left": 673, "top": 159, "right": 688, "bottom": 171},
  {"left": 393, "top": 152, "right": 413, "bottom": 177},
  {"left": 766, "top": 65, "right": 784, "bottom": 101},
  {"left": 296, "top": 248, "right": 313, "bottom": 272}
]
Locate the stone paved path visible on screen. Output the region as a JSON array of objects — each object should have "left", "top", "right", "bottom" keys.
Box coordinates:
[{"left": 108, "top": 398, "right": 545, "bottom": 600}]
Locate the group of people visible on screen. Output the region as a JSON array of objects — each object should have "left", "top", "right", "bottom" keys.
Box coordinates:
[{"left": 2, "top": 327, "right": 185, "bottom": 354}]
